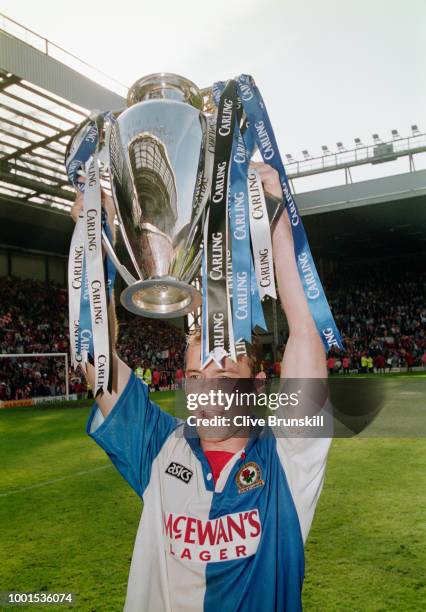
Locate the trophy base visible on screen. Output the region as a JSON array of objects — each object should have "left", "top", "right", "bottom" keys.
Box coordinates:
[{"left": 120, "top": 277, "right": 202, "bottom": 319}]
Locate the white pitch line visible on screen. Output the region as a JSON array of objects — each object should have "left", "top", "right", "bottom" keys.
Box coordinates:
[{"left": 0, "top": 464, "right": 113, "bottom": 497}]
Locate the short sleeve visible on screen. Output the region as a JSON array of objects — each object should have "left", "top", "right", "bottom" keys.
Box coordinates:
[
  {"left": 270, "top": 379, "right": 333, "bottom": 542},
  {"left": 87, "top": 371, "right": 178, "bottom": 497},
  {"left": 275, "top": 434, "right": 331, "bottom": 543}
]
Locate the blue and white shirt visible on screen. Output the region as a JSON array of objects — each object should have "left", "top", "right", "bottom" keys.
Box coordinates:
[{"left": 87, "top": 373, "right": 330, "bottom": 612}]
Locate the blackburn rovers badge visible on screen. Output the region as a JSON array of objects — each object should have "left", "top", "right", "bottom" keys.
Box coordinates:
[{"left": 236, "top": 462, "right": 264, "bottom": 494}]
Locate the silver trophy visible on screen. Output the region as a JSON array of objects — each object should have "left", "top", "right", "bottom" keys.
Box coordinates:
[{"left": 70, "top": 73, "right": 212, "bottom": 318}]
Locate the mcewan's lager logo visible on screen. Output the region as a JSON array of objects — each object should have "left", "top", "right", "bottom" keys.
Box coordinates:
[
  {"left": 236, "top": 462, "right": 264, "bottom": 494},
  {"left": 164, "top": 509, "right": 261, "bottom": 562}
]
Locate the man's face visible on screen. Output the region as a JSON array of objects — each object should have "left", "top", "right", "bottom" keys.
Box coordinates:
[{"left": 184, "top": 343, "right": 259, "bottom": 442}]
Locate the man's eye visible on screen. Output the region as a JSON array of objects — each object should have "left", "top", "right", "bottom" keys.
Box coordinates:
[{"left": 188, "top": 374, "right": 201, "bottom": 379}]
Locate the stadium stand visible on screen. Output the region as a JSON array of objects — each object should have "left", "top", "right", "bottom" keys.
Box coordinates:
[
  {"left": 1, "top": 263, "right": 425, "bottom": 399},
  {"left": 0, "top": 276, "right": 186, "bottom": 400},
  {"left": 324, "top": 266, "right": 426, "bottom": 373}
]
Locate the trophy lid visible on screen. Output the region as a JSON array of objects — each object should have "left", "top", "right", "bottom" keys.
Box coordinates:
[{"left": 127, "top": 73, "right": 203, "bottom": 110}]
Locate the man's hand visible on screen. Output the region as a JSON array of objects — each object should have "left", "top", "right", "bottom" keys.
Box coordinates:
[
  {"left": 251, "top": 162, "right": 326, "bottom": 378},
  {"left": 250, "top": 161, "right": 283, "bottom": 200},
  {"left": 71, "top": 178, "right": 116, "bottom": 235}
]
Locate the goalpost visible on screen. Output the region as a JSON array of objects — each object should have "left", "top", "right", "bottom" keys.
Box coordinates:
[{"left": 0, "top": 352, "right": 70, "bottom": 401}]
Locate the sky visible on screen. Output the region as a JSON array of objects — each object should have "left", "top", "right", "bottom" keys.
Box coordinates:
[{"left": 1, "top": 0, "right": 425, "bottom": 187}]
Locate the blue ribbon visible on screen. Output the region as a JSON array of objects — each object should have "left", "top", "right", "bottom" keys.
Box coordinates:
[
  {"left": 66, "top": 122, "right": 99, "bottom": 190},
  {"left": 228, "top": 131, "right": 252, "bottom": 342},
  {"left": 234, "top": 75, "right": 344, "bottom": 352},
  {"left": 77, "top": 254, "right": 92, "bottom": 356}
]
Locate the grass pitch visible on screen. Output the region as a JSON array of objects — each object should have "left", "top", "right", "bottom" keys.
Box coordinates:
[{"left": 0, "top": 376, "right": 425, "bottom": 611}]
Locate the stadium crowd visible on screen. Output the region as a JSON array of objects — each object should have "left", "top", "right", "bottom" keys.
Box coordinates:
[
  {"left": 0, "top": 267, "right": 425, "bottom": 400},
  {"left": 323, "top": 268, "right": 426, "bottom": 375},
  {"left": 0, "top": 276, "right": 186, "bottom": 401}
]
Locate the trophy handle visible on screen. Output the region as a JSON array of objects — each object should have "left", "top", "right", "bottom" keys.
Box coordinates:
[
  {"left": 101, "top": 229, "right": 137, "bottom": 287},
  {"left": 200, "top": 87, "right": 216, "bottom": 114}
]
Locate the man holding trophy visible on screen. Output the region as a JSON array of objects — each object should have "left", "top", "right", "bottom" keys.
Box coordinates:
[{"left": 67, "top": 74, "right": 342, "bottom": 611}]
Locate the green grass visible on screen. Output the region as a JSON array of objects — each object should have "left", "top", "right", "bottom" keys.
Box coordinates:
[{"left": 0, "top": 384, "right": 425, "bottom": 611}]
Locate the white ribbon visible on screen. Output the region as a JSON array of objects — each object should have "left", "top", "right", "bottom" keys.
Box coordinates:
[
  {"left": 83, "top": 155, "right": 110, "bottom": 394},
  {"left": 247, "top": 169, "right": 276, "bottom": 300}
]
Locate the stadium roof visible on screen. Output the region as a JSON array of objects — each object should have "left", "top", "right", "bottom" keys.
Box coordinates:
[
  {"left": 0, "top": 14, "right": 425, "bottom": 264},
  {"left": 0, "top": 67, "right": 88, "bottom": 212},
  {"left": 0, "top": 13, "right": 126, "bottom": 218}
]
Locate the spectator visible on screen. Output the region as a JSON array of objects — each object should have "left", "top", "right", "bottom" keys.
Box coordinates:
[
  {"left": 374, "top": 354, "right": 386, "bottom": 374},
  {"left": 273, "top": 359, "right": 281, "bottom": 378},
  {"left": 175, "top": 367, "right": 184, "bottom": 389},
  {"left": 405, "top": 351, "right": 414, "bottom": 373},
  {"left": 1, "top": 264, "right": 425, "bottom": 398},
  {"left": 135, "top": 365, "right": 144, "bottom": 381},
  {"left": 152, "top": 368, "right": 160, "bottom": 392},
  {"left": 143, "top": 364, "right": 152, "bottom": 387},
  {"left": 342, "top": 355, "right": 350, "bottom": 374}
]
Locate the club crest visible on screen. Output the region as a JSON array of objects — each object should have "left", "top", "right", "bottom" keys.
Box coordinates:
[{"left": 236, "top": 461, "right": 264, "bottom": 494}]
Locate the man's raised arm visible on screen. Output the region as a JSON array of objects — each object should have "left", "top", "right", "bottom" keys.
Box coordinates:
[{"left": 253, "top": 162, "right": 327, "bottom": 379}]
